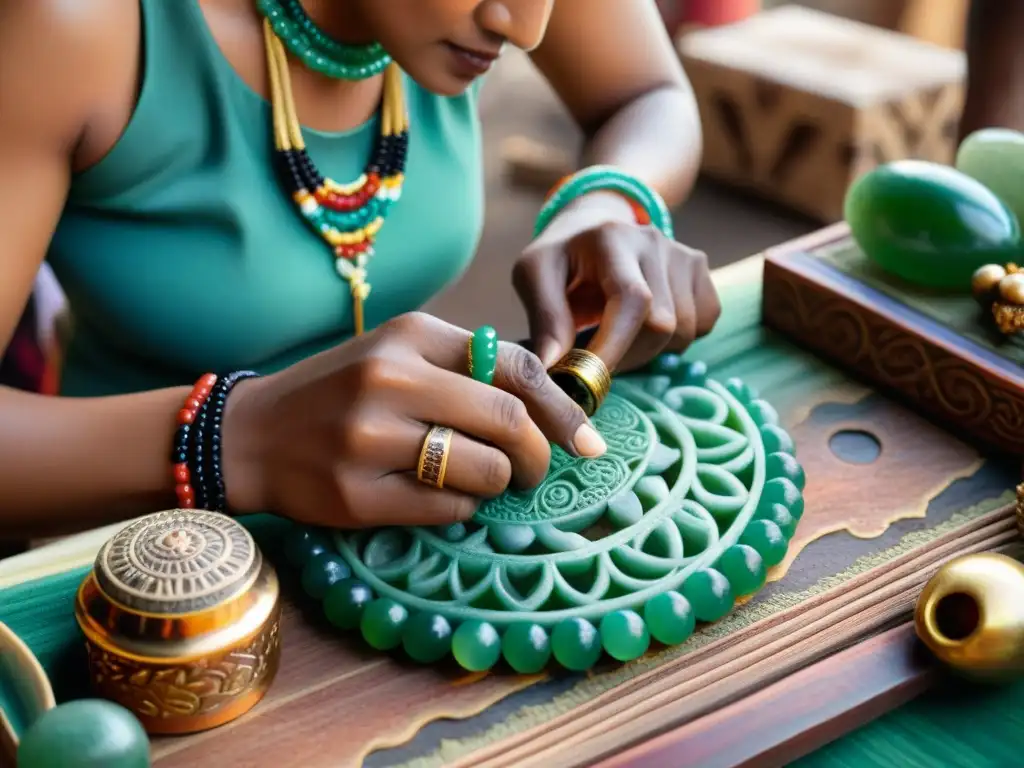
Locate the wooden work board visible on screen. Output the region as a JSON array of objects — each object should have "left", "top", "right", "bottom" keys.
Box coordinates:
[{"left": 762, "top": 223, "right": 1024, "bottom": 457}]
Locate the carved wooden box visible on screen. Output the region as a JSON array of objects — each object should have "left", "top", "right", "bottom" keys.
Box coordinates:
[
  {"left": 762, "top": 224, "right": 1024, "bottom": 456},
  {"left": 678, "top": 5, "right": 965, "bottom": 222}
]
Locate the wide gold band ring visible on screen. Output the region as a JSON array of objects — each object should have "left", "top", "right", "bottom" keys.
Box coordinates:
[
  {"left": 417, "top": 425, "right": 454, "bottom": 489},
  {"left": 548, "top": 349, "right": 612, "bottom": 417}
]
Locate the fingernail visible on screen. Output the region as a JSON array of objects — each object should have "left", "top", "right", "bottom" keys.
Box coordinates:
[
  {"left": 573, "top": 423, "right": 607, "bottom": 458},
  {"left": 537, "top": 339, "right": 561, "bottom": 368}
]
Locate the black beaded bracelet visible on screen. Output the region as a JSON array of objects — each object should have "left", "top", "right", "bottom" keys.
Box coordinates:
[{"left": 185, "top": 370, "right": 260, "bottom": 513}]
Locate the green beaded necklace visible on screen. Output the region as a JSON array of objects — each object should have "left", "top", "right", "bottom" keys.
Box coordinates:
[{"left": 256, "top": 0, "right": 392, "bottom": 81}]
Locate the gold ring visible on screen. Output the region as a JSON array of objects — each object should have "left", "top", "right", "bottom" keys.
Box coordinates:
[
  {"left": 417, "top": 425, "right": 454, "bottom": 489},
  {"left": 548, "top": 349, "right": 612, "bottom": 417}
]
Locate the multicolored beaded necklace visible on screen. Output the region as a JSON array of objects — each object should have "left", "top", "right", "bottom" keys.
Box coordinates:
[{"left": 257, "top": 0, "right": 409, "bottom": 336}]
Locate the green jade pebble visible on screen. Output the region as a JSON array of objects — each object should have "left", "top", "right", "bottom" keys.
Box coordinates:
[
  {"left": 741, "top": 519, "right": 789, "bottom": 567},
  {"left": 552, "top": 618, "right": 603, "bottom": 671},
  {"left": 755, "top": 502, "right": 797, "bottom": 539},
  {"left": 502, "top": 623, "right": 552, "bottom": 674},
  {"left": 716, "top": 544, "right": 767, "bottom": 596},
  {"left": 845, "top": 160, "right": 1022, "bottom": 290},
  {"left": 766, "top": 451, "right": 806, "bottom": 491},
  {"left": 360, "top": 598, "right": 408, "bottom": 650},
  {"left": 600, "top": 610, "right": 651, "bottom": 662},
  {"left": 402, "top": 612, "right": 453, "bottom": 664},
  {"left": 324, "top": 579, "right": 374, "bottom": 630},
  {"left": 17, "top": 700, "right": 150, "bottom": 768},
  {"left": 682, "top": 569, "right": 734, "bottom": 622},
  {"left": 301, "top": 552, "right": 351, "bottom": 600},
  {"left": 452, "top": 620, "right": 502, "bottom": 672},
  {"left": 956, "top": 128, "right": 1024, "bottom": 227},
  {"left": 643, "top": 591, "right": 696, "bottom": 645},
  {"left": 760, "top": 477, "right": 804, "bottom": 520}
]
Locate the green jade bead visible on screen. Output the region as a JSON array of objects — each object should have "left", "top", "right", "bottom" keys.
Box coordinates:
[
  {"left": 682, "top": 569, "right": 734, "bottom": 622},
  {"left": 551, "top": 618, "right": 603, "bottom": 671},
  {"left": 452, "top": 620, "right": 502, "bottom": 672},
  {"left": 402, "top": 612, "right": 453, "bottom": 664},
  {"left": 600, "top": 610, "right": 651, "bottom": 661},
  {"left": 725, "top": 377, "right": 757, "bottom": 405},
  {"left": 747, "top": 399, "right": 779, "bottom": 428},
  {"left": 741, "top": 520, "right": 789, "bottom": 567},
  {"left": 761, "top": 424, "right": 795, "bottom": 456},
  {"left": 760, "top": 477, "right": 804, "bottom": 520},
  {"left": 716, "top": 544, "right": 767, "bottom": 596},
  {"left": 845, "top": 160, "right": 1022, "bottom": 290},
  {"left": 956, "top": 128, "right": 1024, "bottom": 228},
  {"left": 766, "top": 451, "right": 806, "bottom": 491},
  {"left": 16, "top": 700, "right": 150, "bottom": 768},
  {"left": 755, "top": 503, "right": 797, "bottom": 539},
  {"left": 301, "top": 552, "right": 352, "bottom": 600},
  {"left": 324, "top": 579, "right": 374, "bottom": 630},
  {"left": 502, "top": 623, "right": 552, "bottom": 674},
  {"left": 361, "top": 599, "right": 408, "bottom": 650},
  {"left": 284, "top": 526, "right": 330, "bottom": 569},
  {"left": 643, "top": 591, "right": 696, "bottom": 645}
]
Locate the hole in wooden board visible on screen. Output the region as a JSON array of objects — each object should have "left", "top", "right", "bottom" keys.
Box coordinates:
[{"left": 828, "top": 429, "right": 881, "bottom": 464}]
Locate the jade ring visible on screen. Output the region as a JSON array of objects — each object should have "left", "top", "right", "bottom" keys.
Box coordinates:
[{"left": 468, "top": 326, "right": 499, "bottom": 385}]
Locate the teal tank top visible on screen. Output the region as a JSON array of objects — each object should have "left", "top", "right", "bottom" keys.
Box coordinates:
[{"left": 48, "top": 0, "right": 484, "bottom": 397}]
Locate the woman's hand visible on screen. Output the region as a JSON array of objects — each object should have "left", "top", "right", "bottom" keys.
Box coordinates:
[
  {"left": 220, "top": 313, "right": 605, "bottom": 528},
  {"left": 513, "top": 193, "right": 721, "bottom": 373}
]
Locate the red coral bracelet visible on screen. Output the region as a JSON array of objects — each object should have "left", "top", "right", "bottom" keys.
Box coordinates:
[{"left": 171, "top": 373, "right": 217, "bottom": 509}]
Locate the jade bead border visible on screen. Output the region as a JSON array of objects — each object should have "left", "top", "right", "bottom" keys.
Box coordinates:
[
  {"left": 330, "top": 379, "right": 768, "bottom": 626},
  {"left": 285, "top": 365, "right": 802, "bottom": 673}
]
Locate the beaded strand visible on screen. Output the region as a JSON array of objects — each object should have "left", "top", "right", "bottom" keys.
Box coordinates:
[
  {"left": 262, "top": 19, "right": 409, "bottom": 336},
  {"left": 200, "top": 371, "right": 261, "bottom": 513},
  {"left": 172, "top": 373, "right": 218, "bottom": 509},
  {"left": 257, "top": 0, "right": 392, "bottom": 81}
]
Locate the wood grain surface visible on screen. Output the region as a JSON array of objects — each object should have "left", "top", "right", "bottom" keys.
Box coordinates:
[
  {"left": 598, "top": 623, "right": 935, "bottom": 768},
  {"left": 444, "top": 508, "right": 1017, "bottom": 768}
]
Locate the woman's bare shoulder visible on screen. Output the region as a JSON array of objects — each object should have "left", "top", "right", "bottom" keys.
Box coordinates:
[{"left": 0, "top": 0, "right": 142, "bottom": 168}]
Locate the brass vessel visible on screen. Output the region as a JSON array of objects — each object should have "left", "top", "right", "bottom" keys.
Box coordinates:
[
  {"left": 915, "top": 552, "right": 1024, "bottom": 680},
  {"left": 75, "top": 509, "right": 281, "bottom": 734}
]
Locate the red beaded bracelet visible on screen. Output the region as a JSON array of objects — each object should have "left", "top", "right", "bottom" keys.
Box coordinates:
[
  {"left": 172, "top": 373, "right": 217, "bottom": 509},
  {"left": 545, "top": 174, "right": 652, "bottom": 226}
]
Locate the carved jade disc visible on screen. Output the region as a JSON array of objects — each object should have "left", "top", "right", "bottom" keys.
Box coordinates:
[{"left": 285, "top": 358, "right": 806, "bottom": 672}]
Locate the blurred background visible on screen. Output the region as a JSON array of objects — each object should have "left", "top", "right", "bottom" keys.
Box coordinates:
[
  {"left": 4, "top": 0, "right": 972, "bottom": 387},
  {"left": 425, "top": 0, "right": 970, "bottom": 338}
]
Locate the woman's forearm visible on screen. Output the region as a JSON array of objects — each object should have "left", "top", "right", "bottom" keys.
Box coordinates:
[
  {"left": 961, "top": 0, "right": 1024, "bottom": 139},
  {"left": 0, "top": 385, "right": 189, "bottom": 539},
  {"left": 580, "top": 86, "right": 703, "bottom": 209}
]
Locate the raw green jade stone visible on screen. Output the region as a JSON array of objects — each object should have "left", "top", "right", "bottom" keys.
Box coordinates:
[
  {"left": 17, "top": 700, "right": 150, "bottom": 768},
  {"left": 288, "top": 355, "right": 806, "bottom": 673},
  {"left": 956, "top": 128, "right": 1024, "bottom": 228},
  {"left": 845, "top": 160, "right": 1022, "bottom": 290}
]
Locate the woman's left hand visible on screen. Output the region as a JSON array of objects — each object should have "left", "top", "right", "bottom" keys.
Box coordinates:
[{"left": 513, "top": 192, "right": 721, "bottom": 373}]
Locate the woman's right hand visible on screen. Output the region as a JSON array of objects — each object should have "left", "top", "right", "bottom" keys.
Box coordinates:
[{"left": 221, "top": 312, "right": 608, "bottom": 528}]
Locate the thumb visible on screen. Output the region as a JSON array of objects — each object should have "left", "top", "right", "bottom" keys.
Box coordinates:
[{"left": 512, "top": 254, "right": 576, "bottom": 368}]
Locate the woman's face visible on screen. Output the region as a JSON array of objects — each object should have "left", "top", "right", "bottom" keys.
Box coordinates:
[{"left": 353, "top": 0, "right": 555, "bottom": 95}]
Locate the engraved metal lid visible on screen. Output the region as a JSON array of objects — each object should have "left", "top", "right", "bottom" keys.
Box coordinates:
[{"left": 93, "top": 509, "right": 261, "bottom": 615}]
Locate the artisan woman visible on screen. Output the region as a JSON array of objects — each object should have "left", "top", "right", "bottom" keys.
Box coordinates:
[{"left": 0, "top": 0, "right": 718, "bottom": 540}]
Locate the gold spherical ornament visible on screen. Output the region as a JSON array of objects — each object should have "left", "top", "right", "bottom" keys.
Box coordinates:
[
  {"left": 915, "top": 552, "right": 1024, "bottom": 680},
  {"left": 972, "top": 263, "right": 1007, "bottom": 303},
  {"left": 998, "top": 272, "right": 1024, "bottom": 306}
]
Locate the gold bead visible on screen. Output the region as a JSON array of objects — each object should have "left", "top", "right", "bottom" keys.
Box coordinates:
[
  {"left": 999, "top": 272, "right": 1024, "bottom": 305},
  {"left": 915, "top": 552, "right": 1024, "bottom": 681},
  {"left": 972, "top": 264, "right": 1007, "bottom": 302}
]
